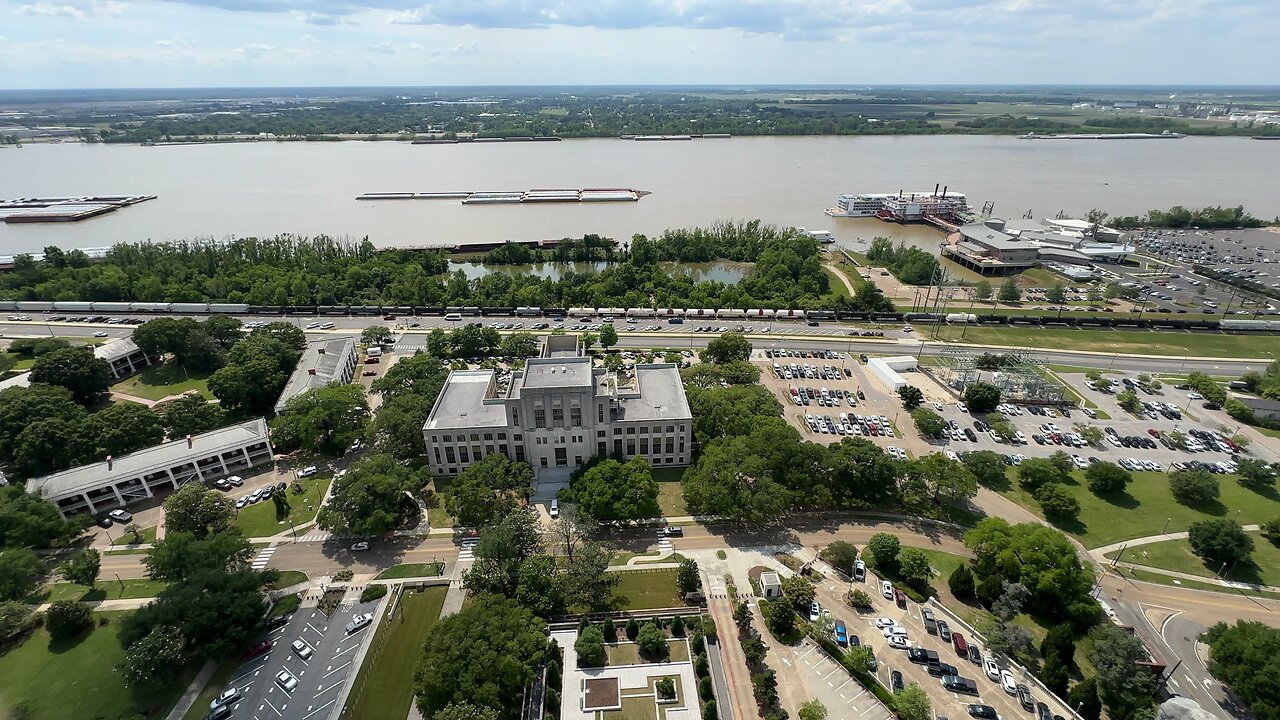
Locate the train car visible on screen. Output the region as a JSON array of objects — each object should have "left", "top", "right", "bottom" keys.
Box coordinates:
[
  {"left": 52, "top": 301, "right": 96, "bottom": 313},
  {"left": 319, "top": 305, "right": 349, "bottom": 316},
  {"left": 597, "top": 307, "right": 625, "bottom": 317},
  {"left": 715, "top": 308, "right": 747, "bottom": 319},
  {"left": 484, "top": 307, "right": 516, "bottom": 316},
  {"left": 543, "top": 308, "right": 568, "bottom": 317},
  {"left": 349, "top": 306, "right": 381, "bottom": 316},
  {"left": 209, "top": 303, "right": 250, "bottom": 314},
  {"left": 945, "top": 313, "right": 978, "bottom": 324},
  {"left": 775, "top": 309, "right": 806, "bottom": 320},
  {"left": 130, "top": 302, "right": 172, "bottom": 313},
  {"left": 15, "top": 301, "right": 55, "bottom": 312},
  {"left": 169, "top": 303, "right": 210, "bottom": 314},
  {"left": 515, "top": 306, "right": 543, "bottom": 317},
  {"left": 0, "top": 301, "right": 17, "bottom": 312},
  {"left": 1220, "top": 319, "right": 1279, "bottom": 331},
  {"left": 286, "top": 305, "right": 318, "bottom": 315},
  {"left": 807, "top": 310, "right": 836, "bottom": 320},
  {"left": 568, "top": 307, "right": 596, "bottom": 317},
  {"left": 444, "top": 306, "right": 482, "bottom": 316},
  {"left": 626, "top": 308, "right": 656, "bottom": 318}
]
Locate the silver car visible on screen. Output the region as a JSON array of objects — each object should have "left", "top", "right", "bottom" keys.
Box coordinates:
[{"left": 275, "top": 669, "right": 299, "bottom": 692}]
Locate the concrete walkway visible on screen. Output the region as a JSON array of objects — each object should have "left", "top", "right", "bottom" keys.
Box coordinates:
[
  {"left": 165, "top": 659, "right": 218, "bottom": 720},
  {"left": 35, "top": 596, "right": 155, "bottom": 612},
  {"left": 1091, "top": 525, "right": 1261, "bottom": 558}
]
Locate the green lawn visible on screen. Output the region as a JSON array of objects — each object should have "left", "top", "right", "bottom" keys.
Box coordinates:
[
  {"left": 1106, "top": 532, "right": 1280, "bottom": 587},
  {"left": 824, "top": 266, "right": 853, "bottom": 299},
  {"left": 999, "top": 468, "right": 1280, "bottom": 549},
  {"left": 606, "top": 639, "right": 691, "bottom": 666},
  {"left": 343, "top": 586, "right": 447, "bottom": 720},
  {"left": 269, "top": 570, "right": 308, "bottom": 589},
  {"left": 234, "top": 476, "right": 329, "bottom": 538},
  {"left": 375, "top": 562, "right": 444, "bottom": 579},
  {"left": 1109, "top": 564, "right": 1280, "bottom": 601},
  {"left": 182, "top": 659, "right": 240, "bottom": 720},
  {"left": 29, "top": 578, "right": 168, "bottom": 604},
  {"left": 939, "top": 326, "right": 1278, "bottom": 359},
  {"left": 864, "top": 547, "right": 969, "bottom": 601},
  {"left": 110, "top": 361, "right": 213, "bottom": 401},
  {"left": 609, "top": 569, "right": 684, "bottom": 610},
  {"left": 426, "top": 477, "right": 455, "bottom": 528},
  {"left": 651, "top": 467, "right": 688, "bottom": 516},
  {"left": 0, "top": 611, "right": 186, "bottom": 720},
  {"left": 112, "top": 525, "right": 157, "bottom": 545}
]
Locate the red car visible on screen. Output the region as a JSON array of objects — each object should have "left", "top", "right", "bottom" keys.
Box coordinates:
[
  {"left": 1147, "top": 428, "right": 1161, "bottom": 437},
  {"left": 953, "top": 631, "right": 968, "bottom": 655},
  {"left": 894, "top": 588, "right": 906, "bottom": 609},
  {"left": 361, "top": 370, "right": 377, "bottom": 377},
  {"left": 242, "top": 639, "right": 272, "bottom": 661},
  {"left": 364, "top": 357, "right": 380, "bottom": 364}
]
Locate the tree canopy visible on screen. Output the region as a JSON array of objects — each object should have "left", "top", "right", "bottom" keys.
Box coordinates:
[
  {"left": 30, "top": 346, "right": 111, "bottom": 404},
  {"left": 318, "top": 453, "right": 421, "bottom": 535},
  {"left": 443, "top": 454, "right": 534, "bottom": 528},
  {"left": 162, "top": 484, "right": 236, "bottom": 539},
  {"left": 1205, "top": 620, "right": 1280, "bottom": 720},
  {"left": 270, "top": 382, "right": 369, "bottom": 455},
  {"left": 565, "top": 456, "right": 660, "bottom": 521}
]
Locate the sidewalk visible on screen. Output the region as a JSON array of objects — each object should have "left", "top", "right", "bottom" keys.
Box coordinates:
[{"left": 165, "top": 659, "right": 217, "bottom": 720}]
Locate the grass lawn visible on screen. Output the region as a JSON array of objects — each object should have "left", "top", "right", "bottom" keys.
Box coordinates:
[
  {"left": 375, "top": 562, "right": 444, "bottom": 579},
  {"left": 1257, "top": 426, "right": 1280, "bottom": 439},
  {"left": 425, "top": 477, "right": 455, "bottom": 528},
  {"left": 824, "top": 266, "right": 853, "bottom": 299},
  {"left": 603, "top": 696, "right": 660, "bottom": 720},
  {"left": 112, "top": 525, "right": 157, "bottom": 545},
  {"left": 940, "top": 326, "right": 1278, "bottom": 359},
  {"left": 29, "top": 578, "right": 168, "bottom": 604},
  {"left": 998, "top": 468, "right": 1280, "bottom": 549},
  {"left": 343, "top": 586, "right": 447, "bottom": 720},
  {"left": 234, "top": 476, "right": 329, "bottom": 538},
  {"left": 650, "top": 466, "right": 688, "bottom": 516},
  {"left": 610, "top": 569, "right": 684, "bottom": 610},
  {"left": 864, "top": 547, "right": 969, "bottom": 601},
  {"left": 1106, "top": 532, "right": 1280, "bottom": 587},
  {"left": 611, "top": 551, "right": 661, "bottom": 566},
  {"left": 605, "top": 639, "right": 690, "bottom": 666},
  {"left": 110, "top": 361, "right": 213, "bottom": 401},
  {"left": 1108, "top": 564, "right": 1280, "bottom": 601},
  {"left": 272, "top": 593, "right": 302, "bottom": 616},
  {"left": 0, "top": 611, "right": 185, "bottom": 720},
  {"left": 269, "top": 570, "right": 308, "bottom": 590},
  {"left": 181, "top": 659, "right": 240, "bottom": 720}
]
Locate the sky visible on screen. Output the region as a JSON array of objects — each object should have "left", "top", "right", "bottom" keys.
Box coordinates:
[{"left": 1, "top": 0, "right": 1277, "bottom": 88}]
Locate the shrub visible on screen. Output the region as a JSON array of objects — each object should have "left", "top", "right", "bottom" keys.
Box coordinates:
[
  {"left": 45, "top": 600, "right": 93, "bottom": 641},
  {"left": 702, "top": 700, "right": 718, "bottom": 720},
  {"left": 626, "top": 617, "right": 640, "bottom": 641},
  {"left": 575, "top": 625, "right": 606, "bottom": 667},
  {"left": 1170, "top": 469, "right": 1220, "bottom": 506},
  {"left": 656, "top": 677, "right": 676, "bottom": 699},
  {"left": 602, "top": 616, "right": 617, "bottom": 642},
  {"left": 332, "top": 569, "right": 354, "bottom": 582},
  {"left": 691, "top": 633, "right": 705, "bottom": 655},
  {"left": 636, "top": 621, "right": 669, "bottom": 660},
  {"left": 699, "top": 676, "right": 715, "bottom": 701},
  {"left": 695, "top": 651, "right": 710, "bottom": 677},
  {"left": 546, "top": 689, "right": 561, "bottom": 714},
  {"left": 359, "top": 585, "right": 387, "bottom": 603},
  {"left": 948, "top": 564, "right": 975, "bottom": 600},
  {"left": 845, "top": 589, "right": 873, "bottom": 608},
  {"left": 672, "top": 615, "right": 686, "bottom": 637}
]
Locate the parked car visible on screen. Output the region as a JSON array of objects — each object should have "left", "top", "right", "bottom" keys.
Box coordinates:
[
  {"left": 967, "top": 705, "right": 998, "bottom": 720},
  {"left": 291, "top": 639, "right": 313, "bottom": 659},
  {"left": 881, "top": 580, "right": 893, "bottom": 599},
  {"left": 241, "top": 639, "right": 272, "bottom": 661},
  {"left": 210, "top": 688, "right": 241, "bottom": 711},
  {"left": 275, "top": 670, "right": 299, "bottom": 692},
  {"left": 967, "top": 644, "right": 981, "bottom": 664},
  {"left": 1017, "top": 685, "right": 1035, "bottom": 711},
  {"left": 938, "top": 620, "right": 952, "bottom": 642},
  {"left": 891, "top": 670, "right": 905, "bottom": 692},
  {"left": 808, "top": 601, "right": 821, "bottom": 622},
  {"left": 853, "top": 559, "right": 866, "bottom": 582},
  {"left": 298, "top": 466, "right": 319, "bottom": 477},
  {"left": 350, "top": 541, "right": 369, "bottom": 552},
  {"left": 265, "top": 613, "right": 292, "bottom": 631},
  {"left": 952, "top": 631, "right": 968, "bottom": 656},
  {"left": 835, "top": 619, "right": 849, "bottom": 647},
  {"left": 1001, "top": 670, "right": 1017, "bottom": 695},
  {"left": 95, "top": 516, "right": 114, "bottom": 529},
  {"left": 108, "top": 509, "right": 133, "bottom": 523},
  {"left": 984, "top": 656, "right": 1000, "bottom": 680},
  {"left": 226, "top": 475, "right": 244, "bottom": 487},
  {"left": 943, "top": 676, "right": 979, "bottom": 695},
  {"left": 345, "top": 612, "right": 374, "bottom": 634}
]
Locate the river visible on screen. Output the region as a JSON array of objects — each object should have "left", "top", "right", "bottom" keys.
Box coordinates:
[{"left": 1, "top": 136, "right": 1277, "bottom": 255}]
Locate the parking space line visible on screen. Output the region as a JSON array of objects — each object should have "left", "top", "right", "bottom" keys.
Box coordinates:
[
  {"left": 301, "top": 699, "right": 336, "bottom": 720},
  {"left": 305, "top": 622, "right": 325, "bottom": 636},
  {"left": 333, "top": 642, "right": 358, "bottom": 658},
  {"left": 262, "top": 697, "right": 283, "bottom": 717},
  {"left": 313, "top": 682, "right": 342, "bottom": 699},
  {"left": 323, "top": 661, "right": 351, "bottom": 679}
]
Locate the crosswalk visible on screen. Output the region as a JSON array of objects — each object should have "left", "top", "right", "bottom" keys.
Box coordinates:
[
  {"left": 658, "top": 537, "right": 673, "bottom": 552},
  {"left": 251, "top": 546, "right": 276, "bottom": 569},
  {"left": 297, "top": 529, "right": 331, "bottom": 543},
  {"left": 458, "top": 543, "right": 476, "bottom": 561}
]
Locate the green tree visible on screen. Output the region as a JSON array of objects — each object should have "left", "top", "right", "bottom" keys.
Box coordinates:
[
  {"left": 1116, "top": 388, "right": 1142, "bottom": 414},
  {"left": 1086, "top": 461, "right": 1132, "bottom": 495},
  {"left": 677, "top": 557, "right": 702, "bottom": 595},
  {"left": 119, "top": 567, "right": 274, "bottom": 661},
  {"left": 361, "top": 325, "right": 392, "bottom": 347},
  {"left": 251, "top": 322, "right": 306, "bottom": 351},
  {"left": 759, "top": 598, "right": 795, "bottom": 638},
  {"left": 0, "top": 384, "right": 84, "bottom": 463},
  {"left": 897, "top": 547, "right": 933, "bottom": 591},
  {"left": 636, "top": 621, "right": 669, "bottom": 660},
  {"left": 598, "top": 324, "right": 618, "bottom": 349},
  {"left": 0, "top": 547, "right": 43, "bottom": 601},
  {"left": 158, "top": 394, "right": 227, "bottom": 438},
  {"left": 1188, "top": 519, "right": 1253, "bottom": 568},
  {"left": 117, "top": 624, "right": 187, "bottom": 689},
  {"left": 0, "top": 600, "right": 33, "bottom": 644},
  {"left": 143, "top": 531, "right": 254, "bottom": 583},
  {"left": 964, "top": 518, "right": 1096, "bottom": 623},
  {"left": 897, "top": 385, "right": 924, "bottom": 410},
  {"left": 910, "top": 408, "right": 945, "bottom": 438},
  {"left": 270, "top": 382, "right": 369, "bottom": 455},
  {"left": 83, "top": 400, "right": 166, "bottom": 457},
  {"left": 580, "top": 332, "right": 598, "bottom": 353},
  {"left": 1088, "top": 624, "right": 1157, "bottom": 718},
  {"left": 1036, "top": 483, "right": 1081, "bottom": 522},
  {"left": 427, "top": 329, "right": 451, "bottom": 358},
  {"left": 780, "top": 574, "right": 815, "bottom": 609},
  {"left": 208, "top": 334, "right": 298, "bottom": 412},
  {"left": 497, "top": 333, "right": 539, "bottom": 358},
  {"left": 973, "top": 280, "right": 993, "bottom": 302},
  {"left": 948, "top": 563, "right": 975, "bottom": 600},
  {"left": 894, "top": 684, "right": 932, "bottom": 720},
  {"left": 431, "top": 702, "right": 502, "bottom": 720},
  {"left": 799, "top": 700, "right": 827, "bottom": 720},
  {"left": 1170, "top": 469, "right": 1220, "bottom": 506},
  {"left": 1204, "top": 620, "right": 1280, "bottom": 720},
  {"left": 566, "top": 457, "right": 659, "bottom": 521},
  {"left": 820, "top": 541, "right": 860, "bottom": 576},
  {"left": 443, "top": 454, "right": 534, "bottom": 528},
  {"left": 574, "top": 624, "right": 606, "bottom": 667},
  {"left": 626, "top": 617, "right": 640, "bottom": 641},
  {"left": 997, "top": 279, "right": 1022, "bottom": 303},
  {"left": 0, "top": 484, "right": 83, "bottom": 548},
  {"left": 162, "top": 484, "right": 236, "bottom": 539},
  {"left": 704, "top": 332, "right": 752, "bottom": 364},
  {"left": 45, "top": 600, "right": 94, "bottom": 641},
  {"left": 1068, "top": 676, "right": 1103, "bottom": 720},
  {"left": 962, "top": 382, "right": 1002, "bottom": 413},
  {"left": 1046, "top": 284, "right": 1067, "bottom": 304},
  {"left": 1040, "top": 624, "right": 1079, "bottom": 671},
  {"left": 319, "top": 454, "right": 420, "bottom": 535},
  {"left": 203, "top": 315, "right": 243, "bottom": 350},
  {"left": 60, "top": 548, "right": 101, "bottom": 588},
  {"left": 1017, "top": 457, "right": 1069, "bottom": 492},
  {"left": 30, "top": 346, "right": 111, "bottom": 404},
  {"left": 1237, "top": 458, "right": 1277, "bottom": 491},
  {"left": 866, "top": 533, "right": 900, "bottom": 568},
  {"left": 963, "top": 450, "right": 1009, "bottom": 487},
  {"left": 563, "top": 541, "right": 619, "bottom": 612},
  {"left": 1262, "top": 517, "right": 1280, "bottom": 546}
]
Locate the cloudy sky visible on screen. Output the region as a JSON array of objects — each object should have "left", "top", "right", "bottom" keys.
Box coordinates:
[{"left": 1, "top": 0, "right": 1276, "bottom": 88}]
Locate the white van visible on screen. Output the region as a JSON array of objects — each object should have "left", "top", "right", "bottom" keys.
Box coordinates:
[
  {"left": 881, "top": 580, "right": 893, "bottom": 599},
  {"left": 444, "top": 313, "right": 463, "bottom": 321},
  {"left": 549, "top": 498, "right": 559, "bottom": 518}
]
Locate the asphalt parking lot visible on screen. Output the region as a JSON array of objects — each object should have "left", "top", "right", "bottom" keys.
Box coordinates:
[
  {"left": 809, "top": 566, "right": 1074, "bottom": 720},
  {"left": 1125, "top": 228, "right": 1280, "bottom": 315},
  {"left": 210, "top": 599, "right": 380, "bottom": 720}
]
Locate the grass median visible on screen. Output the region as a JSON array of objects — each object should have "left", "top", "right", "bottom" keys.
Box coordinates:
[
  {"left": 375, "top": 563, "right": 444, "bottom": 580},
  {"left": 1105, "top": 532, "right": 1280, "bottom": 587},
  {"left": 343, "top": 586, "right": 447, "bottom": 720},
  {"left": 110, "top": 361, "right": 213, "bottom": 401},
  {"left": 28, "top": 578, "right": 168, "bottom": 604},
  {"left": 234, "top": 475, "right": 329, "bottom": 538},
  {"left": 940, "top": 326, "right": 1278, "bottom": 358}
]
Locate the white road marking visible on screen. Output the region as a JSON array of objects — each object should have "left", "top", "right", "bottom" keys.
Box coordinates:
[
  {"left": 263, "top": 697, "right": 283, "bottom": 717},
  {"left": 333, "top": 643, "right": 358, "bottom": 658},
  {"left": 301, "top": 699, "right": 336, "bottom": 720},
  {"left": 323, "top": 661, "right": 351, "bottom": 679},
  {"left": 313, "top": 682, "right": 342, "bottom": 698}
]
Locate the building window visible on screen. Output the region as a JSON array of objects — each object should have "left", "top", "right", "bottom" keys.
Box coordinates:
[
  {"left": 433, "top": 448, "right": 442, "bottom": 464},
  {"left": 515, "top": 446, "right": 526, "bottom": 461},
  {"left": 597, "top": 441, "right": 606, "bottom": 455},
  {"left": 534, "top": 405, "right": 546, "bottom": 428},
  {"left": 459, "top": 447, "right": 470, "bottom": 463},
  {"left": 431, "top": 435, "right": 438, "bottom": 444},
  {"left": 626, "top": 427, "right": 636, "bottom": 435},
  {"left": 598, "top": 405, "right": 605, "bottom": 423},
  {"left": 571, "top": 406, "right": 582, "bottom": 427},
  {"left": 679, "top": 440, "right": 685, "bottom": 453},
  {"left": 640, "top": 438, "right": 649, "bottom": 454},
  {"left": 514, "top": 434, "right": 522, "bottom": 442},
  {"left": 666, "top": 425, "right": 674, "bottom": 433},
  {"left": 680, "top": 424, "right": 686, "bottom": 433},
  {"left": 553, "top": 407, "right": 564, "bottom": 427},
  {"left": 597, "top": 430, "right": 605, "bottom": 438},
  {"left": 613, "top": 428, "right": 621, "bottom": 435},
  {"left": 512, "top": 408, "right": 520, "bottom": 426},
  {"left": 540, "top": 457, "right": 548, "bottom": 468},
  {"left": 470, "top": 433, "right": 479, "bottom": 442},
  {"left": 445, "top": 447, "right": 456, "bottom": 464},
  {"left": 665, "top": 437, "right": 674, "bottom": 454},
  {"left": 499, "top": 444, "right": 508, "bottom": 455},
  {"left": 472, "top": 445, "right": 481, "bottom": 460},
  {"left": 498, "top": 433, "right": 506, "bottom": 440},
  {"left": 443, "top": 435, "right": 452, "bottom": 443},
  {"left": 614, "top": 439, "right": 623, "bottom": 455},
  {"left": 484, "top": 433, "right": 493, "bottom": 441},
  {"left": 627, "top": 439, "right": 636, "bottom": 455}
]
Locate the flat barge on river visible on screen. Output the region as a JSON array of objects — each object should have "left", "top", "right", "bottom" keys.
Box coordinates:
[{"left": 356, "top": 188, "right": 648, "bottom": 204}]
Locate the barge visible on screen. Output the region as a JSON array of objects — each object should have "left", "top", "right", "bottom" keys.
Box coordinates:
[
  {"left": 356, "top": 188, "right": 647, "bottom": 204},
  {"left": 0, "top": 195, "right": 156, "bottom": 224}
]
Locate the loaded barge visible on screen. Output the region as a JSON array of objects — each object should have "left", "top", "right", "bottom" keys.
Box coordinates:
[
  {"left": 356, "top": 188, "right": 648, "bottom": 204},
  {"left": 0, "top": 195, "right": 156, "bottom": 223}
]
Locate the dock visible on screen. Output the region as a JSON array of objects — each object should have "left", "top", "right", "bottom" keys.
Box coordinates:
[
  {"left": 0, "top": 195, "right": 156, "bottom": 223},
  {"left": 355, "top": 188, "right": 648, "bottom": 204}
]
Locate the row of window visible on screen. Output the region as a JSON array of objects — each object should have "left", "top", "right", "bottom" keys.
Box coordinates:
[{"left": 432, "top": 443, "right": 685, "bottom": 472}]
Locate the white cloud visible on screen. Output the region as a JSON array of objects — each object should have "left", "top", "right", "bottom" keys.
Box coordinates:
[
  {"left": 235, "top": 42, "right": 276, "bottom": 56},
  {"left": 19, "top": 3, "right": 87, "bottom": 18},
  {"left": 407, "top": 42, "right": 424, "bottom": 50},
  {"left": 368, "top": 40, "right": 394, "bottom": 53}
]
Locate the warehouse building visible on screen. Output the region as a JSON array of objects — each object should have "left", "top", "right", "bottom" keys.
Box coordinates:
[
  {"left": 868, "top": 356, "right": 919, "bottom": 392},
  {"left": 95, "top": 337, "right": 153, "bottom": 380},
  {"left": 422, "top": 335, "right": 693, "bottom": 477},
  {"left": 274, "top": 336, "right": 359, "bottom": 413},
  {"left": 26, "top": 419, "right": 275, "bottom": 517}
]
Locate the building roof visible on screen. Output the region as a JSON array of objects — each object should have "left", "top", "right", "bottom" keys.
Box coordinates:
[
  {"left": 26, "top": 418, "right": 270, "bottom": 500},
  {"left": 95, "top": 337, "right": 145, "bottom": 362},
  {"left": 274, "top": 336, "right": 356, "bottom": 412},
  {"left": 611, "top": 365, "right": 692, "bottom": 422},
  {"left": 958, "top": 222, "right": 1026, "bottom": 250},
  {"left": 423, "top": 370, "right": 509, "bottom": 431},
  {"left": 520, "top": 357, "right": 593, "bottom": 390}
]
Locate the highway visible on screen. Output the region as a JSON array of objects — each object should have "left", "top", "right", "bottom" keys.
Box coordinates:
[{"left": 0, "top": 314, "right": 1270, "bottom": 376}]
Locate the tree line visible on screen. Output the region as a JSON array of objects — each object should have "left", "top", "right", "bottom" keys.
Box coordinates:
[
  {"left": 865, "top": 237, "right": 941, "bottom": 286},
  {"left": 1108, "top": 204, "right": 1271, "bottom": 230}
]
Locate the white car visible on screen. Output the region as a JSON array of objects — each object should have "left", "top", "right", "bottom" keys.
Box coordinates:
[
  {"left": 874, "top": 617, "right": 898, "bottom": 629},
  {"left": 93, "top": 331, "right": 109, "bottom": 337},
  {"left": 305, "top": 321, "right": 322, "bottom": 329},
  {"left": 984, "top": 656, "right": 1000, "bottom": 681},
  {"left": 210, "top": 687, "right": 241, "bottom": 711},
  {"left": 350, "top": 541, "right": 369, "bottom": 552},
  {"left": 956, "top": 402, "right": 968, "bottom": 413},
  {"left": 887, "top": 634, "right": 910, "bottom": 649},
  {"left": 298, "top": 465, "right": 319, "bottom": 477},
  {"left": 945, "top": 450, "right": 960, "bottom": 462},
  {"left": 933, "top": 402, "right": 944, "bottom": 411},
  {"left": 275, "top": 670, "right": 299, "bottom": 692},
  {"left": 345, "top": 612, "right": 374, "bottom": 634},
  {"left": 809, "top": 602, "right": 821, "bottom": 622},
  {"left": 1187, "top": 392, "right": 1204, "bottom": 400},
  {"left": 291, "top": 639, "right": 313, "bottom": 660},
  {"left": 881, "top": 580, "right": 894, "bottom": 599},
  {"left": 1000, "top": 669, "right": 1017, "bottom": 695}
]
